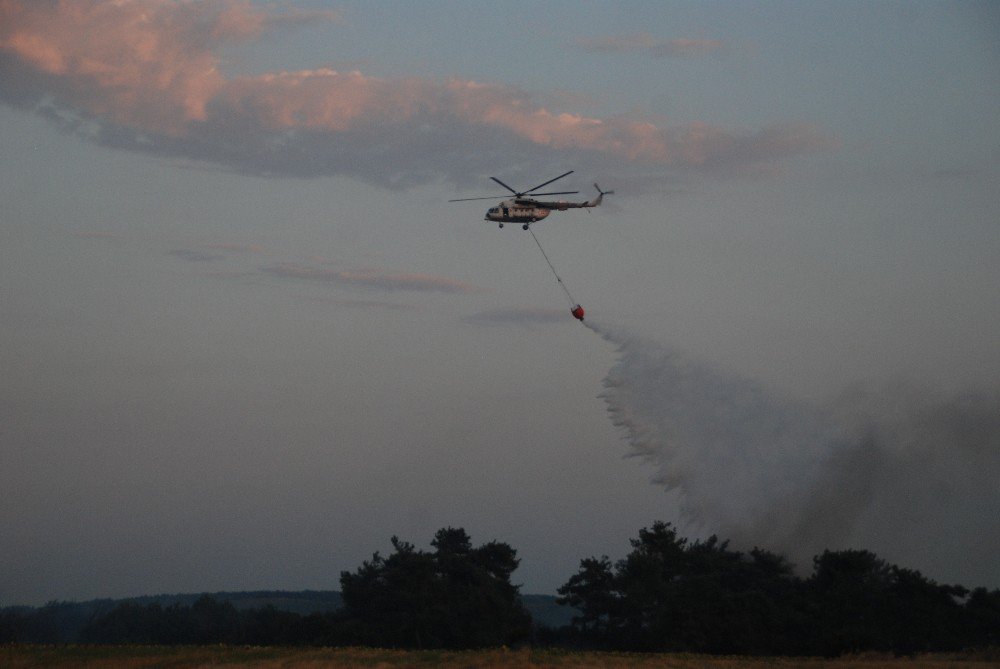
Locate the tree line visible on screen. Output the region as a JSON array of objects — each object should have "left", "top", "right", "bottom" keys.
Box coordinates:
[
  {"left": 3, "top": 523, "right": 998, "bottom": 654},
  {"left": 555, "top": 522, "right": 999, "bottom": 655}
]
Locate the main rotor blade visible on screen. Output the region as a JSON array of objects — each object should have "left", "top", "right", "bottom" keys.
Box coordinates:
[
  {"left": 448, "top": 195, "right": 506, "bottom": 202},
  {"left": 490, "top": 176, "right": 519, "bottom": 195},
  {"left": 524, "top": 190, "right": 579, "bottom": 197},
  {"left": 524, "top": 170, "right": 574, "bottom": 194}
]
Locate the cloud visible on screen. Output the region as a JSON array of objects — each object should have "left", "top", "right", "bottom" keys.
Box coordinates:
[
  {"left": 70, "top": 230, "right": 116, "bottom": 239},
  {"left": 169, "top": 248, "right": 224, "bottom": 262},
  {"left": 0, "top": 1, "right": 833, "bottom": 185},
  {"left": 463, "top": 306, "right": 571, "bottom": 327},
  {"left": 575, "top": 33, "right": 725, "bottom": 58},
  {"left": 319, "top": 298, "right": 413, "bottom": 311},
  {"left": 261, "top": 263, "right": 481, "bottom": 294},
  {"left": 203, "top": 242, "right": 267, "bottom": 254}
]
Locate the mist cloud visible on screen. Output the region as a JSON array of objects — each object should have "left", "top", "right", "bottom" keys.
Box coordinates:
[
  {"left": 262, "top": 263, "right": 481, "bottom": 294},
  {"left": 575, "top": 33, "right": 726, "bottom": 58},
  {"left": 463, "top": 307, "right": 569, "bottom": 327},
  {"left": 169, "top": 249, "right": 224, "bottom": 262},
  {"left": 586, "top": 321, "right": 1000, "bottom": 586},
  {"left": 0, "top": 1, "right": 834, "bottom": 186}
]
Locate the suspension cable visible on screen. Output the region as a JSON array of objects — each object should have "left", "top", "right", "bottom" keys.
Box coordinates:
[{"left": 528, "top": 227, "right": 576, "bottom": 307}]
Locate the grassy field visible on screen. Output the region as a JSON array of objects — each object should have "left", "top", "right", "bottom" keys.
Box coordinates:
[{"left": 2, "top": 646, "right": 998, "bottom": 668}]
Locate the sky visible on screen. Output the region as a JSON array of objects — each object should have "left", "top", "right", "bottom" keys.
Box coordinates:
[{"left": 1, "top": 0, "right": 998, "bottom": 606}]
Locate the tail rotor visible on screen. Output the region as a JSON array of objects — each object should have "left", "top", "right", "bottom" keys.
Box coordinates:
[{"left": 590, "top": 183, "right": 614, "bottom": 206}]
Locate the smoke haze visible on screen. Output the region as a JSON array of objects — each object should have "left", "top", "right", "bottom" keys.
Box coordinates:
[{"left": 586, "top": 321, "right": 1000, "bottom": 586}]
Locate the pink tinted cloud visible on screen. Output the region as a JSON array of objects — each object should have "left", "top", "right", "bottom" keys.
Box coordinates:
[
  {"left": 0, "top": 1, "right": 833, "bottom": 182},
  {"left": 0, "top": 0, "right": 338, "bottom": 133},
  {"left": 1, "top": 0, "right": 234, "bottom": 132}
]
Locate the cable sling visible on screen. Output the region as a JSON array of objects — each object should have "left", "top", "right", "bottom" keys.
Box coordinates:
[{"left": 528, "top": 227, "right": 576, "bottom": 307}]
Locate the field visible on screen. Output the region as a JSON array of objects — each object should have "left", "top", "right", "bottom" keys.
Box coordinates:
[{"left": 2, "top": 646, "right": 998, "bottom": 669}]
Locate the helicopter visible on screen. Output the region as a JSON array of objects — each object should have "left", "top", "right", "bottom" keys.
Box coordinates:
[{"left": 449, "top": 170, "right": 613, "bottom": 229}]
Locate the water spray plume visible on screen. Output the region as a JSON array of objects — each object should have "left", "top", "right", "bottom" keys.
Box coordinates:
[{"left": 584, "top": 320, "right": 1000, "bottom": 585}]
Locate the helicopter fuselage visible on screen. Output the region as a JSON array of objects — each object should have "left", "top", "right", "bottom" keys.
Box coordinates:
[{"left": 485, "top": 199, "right": 552, "bottom": 225}]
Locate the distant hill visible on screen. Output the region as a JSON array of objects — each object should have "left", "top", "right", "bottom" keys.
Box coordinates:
[
  {"left": 2, "top": 591, "right": 575, "bottom": 642},
  {"left": 520, "top": 594, "right": 575, "bottom": 628},
  {"left": 121, "top": 590, "right": 345, "bottom": 616}
]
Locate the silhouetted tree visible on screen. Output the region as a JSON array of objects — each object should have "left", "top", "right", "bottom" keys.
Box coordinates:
[
  {"left": 807, "top": 549, "right": 895, "bottom": 653},
  {"left": 339, "top": 527, "right": 531, "bottom": 648},
  {"left": 1, "top": 608, "right": 25, "bottom": 643},
  {"left": 559, "top": 522, "right": 803, "bottom": 653},
  {"left": 883, "top": 566, "right": 967, "bottom": 653},
  {"left": 558, "top": 523, "right": 998, "bottom": 656},
  {"left": 238, "top": 604, "right": 309, "bottom": 645},
  {"left": 963, "top": 587, "right": 1000, "bottom": 648},
  {"left": 338, "top": 536, "right": 438, "bottom": 647},
  {"left": 556, "top": 556, "right": 617, "bottom": 644},
  {"left": 81, "top": 596, "right": 240, "bottom": 644},
  {"left": 82, "top": 601, "right": 167, "bottom": 644},
  {"left": 189, "top": 594, "right": 240, "bottom": 643}
]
